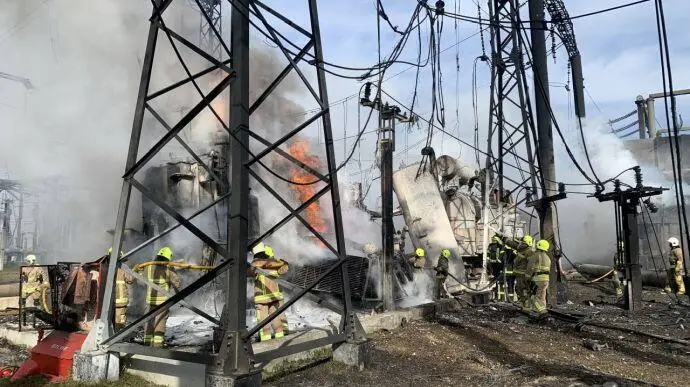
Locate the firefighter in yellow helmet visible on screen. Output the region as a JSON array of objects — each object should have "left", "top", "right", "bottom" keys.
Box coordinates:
[
  {"left": 21, "top": 254, "right": 46, "bottom": 310},
  {"left": 251, "top": 243, "right": 289, "bottom": 342},
  {"left": 526, "top": 240, "right": 551, "bottom": 315},
  {"left": 434, "top": 249, "right": 451, "bottom": 299},
  {"left": 138, "top": 247, "right": 181, "bottom": 347},
  {"left": 106, "top": 247, "right": 134, "bottom": 331},
  {"left": 665, "top": 237, "right": 686, "bottom": 295},
  {"left": 512, "top": 235, "right": 534, "bottom": 312},
  {"left": 409, "top": 248, "right": 426, "bottom": 270}
]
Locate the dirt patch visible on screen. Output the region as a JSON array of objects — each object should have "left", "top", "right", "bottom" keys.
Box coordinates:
[{"left": 268, "top": 280, "right": 690, "bottom": 386}]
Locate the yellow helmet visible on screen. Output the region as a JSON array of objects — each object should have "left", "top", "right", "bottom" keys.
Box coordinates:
[
  {"left": 536, "top": 239, "right": 550, "bottom": 252},
  {"left": 25, "top": 254, "right": 36, "bottom": 265},
  {"left": 522, "top": 235, "right": 533, "bottom": 247},
  {"left": 415, "top": 248, "right": 425, "bottom": 257},
  {"left": 157, "top": 247, "right": 173, "bottom": 260},
  {"left": 441, "top": 249, "right": 451, "bottom": 258},
  {"left": 264, "top": 245, "right": 274, "bottom": 258}
]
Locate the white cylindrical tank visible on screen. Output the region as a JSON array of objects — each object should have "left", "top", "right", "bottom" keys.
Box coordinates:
[
  {"left": 436, "top": 155, "right": 476, "bottom": 186},
  {"left": 445, "top": 191, "right": 477, "bottom": 256}
]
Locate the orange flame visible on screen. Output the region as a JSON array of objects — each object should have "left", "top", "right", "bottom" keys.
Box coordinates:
[
  {"left": 287, "top": 139, "right": 328, "bottom": 243},
  {"left": 211, "top": 95, "right": 228, "bottom": 123}
]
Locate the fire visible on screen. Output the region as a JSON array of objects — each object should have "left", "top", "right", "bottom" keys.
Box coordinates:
[
  {"left": 210, "top": 95, "right": 228, "bottom": 123},
  {"left": 287, "top": 139, "right": 329, "bottom": 242}
]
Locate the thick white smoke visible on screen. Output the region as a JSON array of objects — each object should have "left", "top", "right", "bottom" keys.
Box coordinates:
[{"left": 555, "top": 116, "right": 685, "bottom": 265}]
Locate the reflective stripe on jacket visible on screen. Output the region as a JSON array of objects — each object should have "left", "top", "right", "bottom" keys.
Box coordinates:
[
  {"left": 513, "top": 247, "right": 532, "bottom": 275},
  {"left": 115, "top": 268, "right": 133, "bottom": 307},
  {"left": 527, "top": 251, "right": 551, "bottom": 282},
  {"left": 670, "top": 248, "right": 684, "bottom": 273},
  {"left": 253, "top": 258, "right": 288, "bottom": 304},
  {"left": 146, "top": 264, "right": 180, "bottom": 305}
]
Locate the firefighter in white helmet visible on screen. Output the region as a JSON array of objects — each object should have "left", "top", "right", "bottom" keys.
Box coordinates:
[
  {"left": 665, "top": 237, "right": 685, "bottom": 295},
  {"left": 21, "top": 254, "right": 47, "bottom": 310}
]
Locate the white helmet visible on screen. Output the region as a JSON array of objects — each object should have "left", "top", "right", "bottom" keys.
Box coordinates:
[
  {"left": 668, "top": 237, "right": 680, "bottom": 248},
  {"left": 251, "top": 242, "right": 266, "bottom": 256},
  {"left": 25, "top": 254, "right": 36, "bottom": 264}
]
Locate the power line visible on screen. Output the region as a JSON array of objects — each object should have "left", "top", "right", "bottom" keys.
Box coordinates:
[{"left": 569, "top": 0, "right": 651, "bottom": 20}]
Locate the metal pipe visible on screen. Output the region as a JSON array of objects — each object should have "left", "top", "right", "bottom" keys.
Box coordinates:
[{"left": 0, "top": 282, "right": 19, "bottom": 297}]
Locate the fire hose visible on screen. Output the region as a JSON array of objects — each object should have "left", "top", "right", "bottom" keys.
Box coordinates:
[
  {"left": 426, "top": 267, "right": 500, "bottom": 294},
  {"left": 41, "top": 286, "right": 50, "bottom": 314},
  {"left": 585, "top": 269, "right": 614, "bottom": 284},
  {"left": 132, "top": 261, "right": 215, "bottom": 271},
  {"left": 119, "top": 263, "right": 221, "bottom": 326}
]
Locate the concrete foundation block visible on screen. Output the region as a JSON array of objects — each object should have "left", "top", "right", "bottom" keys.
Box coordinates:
[
  {"left": 72, "top": 350, "right": 119, "bottom": 382},
  {"left": 332, "top": 340, "right": 371, "bottom": 371},
  {"left": 206, "top": 370, "right": 262, "bottom": 387}
]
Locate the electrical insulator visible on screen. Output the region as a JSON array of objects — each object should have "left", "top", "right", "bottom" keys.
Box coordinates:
[{"left": 435, "top": 0, "right": 445, "bottom": 15}]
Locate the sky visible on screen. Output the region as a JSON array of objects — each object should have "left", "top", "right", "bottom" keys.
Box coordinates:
[{"left": 0, "top": 0, "right": 689, "bottom": 261}]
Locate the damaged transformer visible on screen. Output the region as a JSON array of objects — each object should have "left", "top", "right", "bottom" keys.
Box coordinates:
[{"left": 393, "top": 147, "right": 526, "bottom": 294}]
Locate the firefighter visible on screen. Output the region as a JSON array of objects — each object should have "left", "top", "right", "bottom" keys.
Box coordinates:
[
  {"left": 434, "top": 249, "right": 451, "bottom": 299},
  {"left": 527, "top": 239, "right": 551, "bottom": 315},
  {"left": 251, "top": 243, "right": 289, "bottom": 342},
  {"left": 512, "top": 235, "right": 534, "bottom": 312},
  {"left": 611, "top": 269, "right": 623, "bottom": 297},
  {"left": 665, "top": 237, "right": 686, "bottom": 295},
  {"left": 106, "top": 247, "right": 134, "bottom": 331},
  {"left": 139, "top": 247, "right": 181, "bottom": 347},
  {"left": 409, "top": 248, "right": 426, "bottom": 270},
  {"left": 21, "top": 254, "right": 45, "bottom": 310}
]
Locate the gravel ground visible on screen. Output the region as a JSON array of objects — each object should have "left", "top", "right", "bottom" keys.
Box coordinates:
[{"left": 268, "top": 279, "right": 690, "bottom": 387}]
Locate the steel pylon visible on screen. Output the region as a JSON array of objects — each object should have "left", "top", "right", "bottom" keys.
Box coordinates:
[{"left": 83, "top": 0, "right": 362, "bottom": 381}]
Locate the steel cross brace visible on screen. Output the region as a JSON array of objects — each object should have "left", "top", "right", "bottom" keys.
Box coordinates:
[
  {"left": 102, "top": 258, "right": 232, "bottom": 346},
  {"left": 118, "top": 263, "right": 221, "bottom": 326},
  {"left": 117, "top": 192, "right": 230, "bottom": 265}
]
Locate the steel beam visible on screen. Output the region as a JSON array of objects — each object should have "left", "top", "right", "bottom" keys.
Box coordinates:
[
  {"left": 124, "top": 73, "right": 235, "bottom": 178},
  {"left": 248, "top": 131, "right": 327, "bottom": 181},
  {"left": 217, "top": 0, "right": 252, "bottom": 376},
  {"left": 118, "top": 193, "right": 229, "bottom": 264},
  {"left": 89, "top": 10, "right": 161, "bottom": 348},
  {"left": 253, "top": 333, "right": 346, "bottom": 364},
  {"left": 248, "top": 169, "right": 337, "bottom": 256},
  {"left": 117, "top": 263, "right": 221, "bottom": 326},
  {"left": 102, "top": 258, "right": 232, "bottom": 345},
  {"left": 145, "top": 104, "right": 228, "bottom": 191},
  {"left": 110, "top": 342, "right": 216, "bottom": 364},
  {"left": 247, "top": 111, "right": 326, "bottom": 167},
  {"left": 130, "top": 179, "right": 228, "bottom": 258},
  {"left": 146, "top": 59, "right": 231, "bottom": 101},
  {"left": 249, "top": 42, "right": 314, "bottom": 115},
  {"left": 243, "top": 256, "right": 347, "bottom": 339}
]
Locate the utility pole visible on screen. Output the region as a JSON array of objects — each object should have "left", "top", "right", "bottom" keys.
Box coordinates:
[
  {"left": 529, "top": 0, "right": 560, "bottom": 306},
  {"left": 360, "top": 83, "right": 412, "bottom": 311},
  {"left": 594, "top": 168, "right": 665, "bottom": 311}
]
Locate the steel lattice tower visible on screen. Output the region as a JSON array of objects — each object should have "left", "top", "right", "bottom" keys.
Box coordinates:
[
  {"left": 483, "top": 0, "right": 540, "bottom": 231},
  {"left": 198, "top": 0, "right": 222, "bottom": 60},
  {"left": 81, "top": 0, "right": 363, "bottom": 382}
]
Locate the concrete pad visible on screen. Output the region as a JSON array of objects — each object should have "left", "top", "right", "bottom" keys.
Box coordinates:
[
  {"left": 72, "top": 350, "right": 119, "bottom": 382},
  {"left": 123, "top": 354, "right": 206, "bottom": 387},
  {"left": 332, "top": 340, "right": 371, "bottom": 371},
  {"left": 206, "top": 370, "right": 261, "bottom": 387},
  {"left": 122, "top": 304, "right": 437, "bottom": 385},
  {"left": 0, "top": 324, "right": 43, "bottom": 347},
  {"left": 358, "top": 302, "right": 436, "bottom": 334},
  {"left": 0, "top": 296, "right": 19, "bottom": 310},
  {"left": 254, "top": 328, "right": 336, "bottom": 378}
]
